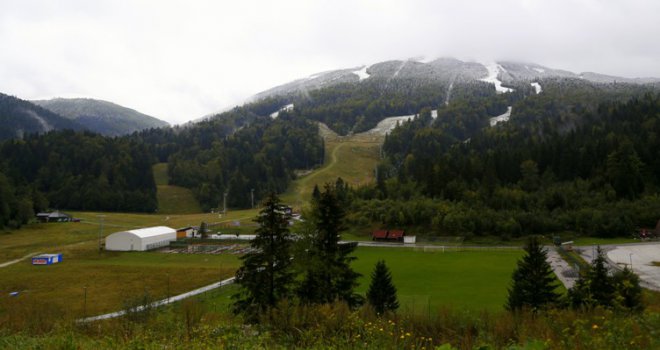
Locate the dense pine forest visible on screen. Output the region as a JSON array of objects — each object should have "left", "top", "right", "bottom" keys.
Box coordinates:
[
  {"left": 0, "top": 131, "right": 157, "bottom": 228},
  {"left": 166, "top": 112, "right": 323, "bottom": 210},
  {"left": 347, "top": 82, "right": 660, "bottom": 239}
]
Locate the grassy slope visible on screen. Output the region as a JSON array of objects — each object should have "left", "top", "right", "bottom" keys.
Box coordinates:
[
  {"left": 280, "top": 123, "right": 381, "bottom": 210},
  {"left": 152, "top": 163, "right": 202, "bottom": 214}
]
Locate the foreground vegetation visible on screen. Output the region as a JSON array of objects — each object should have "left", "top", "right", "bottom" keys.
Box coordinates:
[{"left": 1, "top": 298, "right": 659, "bottom": 349}]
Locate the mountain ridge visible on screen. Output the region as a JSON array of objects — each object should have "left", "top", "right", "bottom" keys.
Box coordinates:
[
  {"left": 32, "top": 97, "right": 169, "bottom": 136},
  {"left": 251, "top": 57, "right": 660, "bottom": 102}
]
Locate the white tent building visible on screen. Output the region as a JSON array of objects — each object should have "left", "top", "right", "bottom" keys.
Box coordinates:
[{"left": 105, "top": 226, "right": 176, "bottom": 251}]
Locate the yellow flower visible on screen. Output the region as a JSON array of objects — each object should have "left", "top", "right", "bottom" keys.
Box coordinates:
[
  {"left": 400, "top": 335, "right": 405, "bottom": 339},
  {"left": 406, "top": 332, "right": 411, "bottom": 337},
  {"left": 380, "top": 328, "right": 384, "bottom": 332},
  {"left": 592, "top": 324, "right": 599, "bottom": 330}
]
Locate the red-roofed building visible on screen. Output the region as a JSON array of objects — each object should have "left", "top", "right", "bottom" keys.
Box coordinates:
[
  {"left": 372, "top": 230, "right": 388, "bottom": 240},
  {"left": 388, "top": 230, "right": 405, "bottom": 242},
  {"left": 371, "top": 229, "right": 405, "bottom": 242}
]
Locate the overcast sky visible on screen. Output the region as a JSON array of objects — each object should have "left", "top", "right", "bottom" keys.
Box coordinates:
[{"left": 1, "top": 0, "right": 659, "bottom": 124}]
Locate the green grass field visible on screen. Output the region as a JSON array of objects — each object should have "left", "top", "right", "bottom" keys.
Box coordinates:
[
  {"left": 0, "top": 209, "right": 260, "bottom": 321},
  {"left": 352, "top": 247, "right": 523, "bottom": 312}
]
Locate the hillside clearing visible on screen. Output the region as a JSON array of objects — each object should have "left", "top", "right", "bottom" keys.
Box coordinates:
[
  {"left": 280, "top": 123, "right": 381, "bottom": 209},
  {"left": 153, "top": 163, "right": 202, "bottom": 214}
]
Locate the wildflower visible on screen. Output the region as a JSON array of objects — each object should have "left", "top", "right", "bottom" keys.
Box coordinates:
[
  {"left": 400, "top": 335, "right": 405, "bottom": 339},
  {"left": 380, "top": 328, "right": 384, "bottom": 332},
  {"left": 592, "top": 324, "right": 599, "bottom": 330},
  {"left": 406, "top": 332, "right": 411, "bottom": 337}
]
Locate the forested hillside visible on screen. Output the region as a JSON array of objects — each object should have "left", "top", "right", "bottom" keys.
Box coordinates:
[
  {"left": 0, "top": 93, "right": 83, "bottom": 141},
  {"left": 167, "top": 112, "right": 323, "bottom": 210},
  {"left": 0, "top": 97, "right": 324, "bottom": 227},
  {"left": 33, "top": 98, "right": 169, "bottom": 136},
  {"left": 0, "top": 131, "right": 157, "bottom": 228},
  {"left": 348, "top": 84, "right": 660, "bottom": 239}
]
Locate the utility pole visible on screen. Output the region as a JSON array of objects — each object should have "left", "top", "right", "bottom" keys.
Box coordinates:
[
  {"left": 98, "top": 215, "right": 105, "bottom": 252},
  {"left": 251, "top": 189, "right": 254, "bottom": 209},
  {"left": 629, "top": 253, "right": 633, "bottom": 271},
  {"left": 223, "top": 191, "right": 228, "bottom": 215}
]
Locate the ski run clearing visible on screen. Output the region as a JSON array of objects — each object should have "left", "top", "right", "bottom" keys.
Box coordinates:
[
  {"left": 489, "top": 106, "right": 512, "bottom": 127},
  {"left": 269, "top": 103, "right": 294, "bottom": 119},
  {"left": 531, "top": 82, "right": 542, "bottom": 94},
  {"left": 480, "top": 62, "right": 514, "bottom": 93},
  {"left": 359, "top": 109, "right": 438, "bottom": 137},
  {"left": 352, "top": 66, "right": 370, "bottom": 81}
]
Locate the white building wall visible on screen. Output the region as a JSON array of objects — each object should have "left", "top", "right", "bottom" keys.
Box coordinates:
[{"left": 105, "top": 227, "right": 176, "bottom": 251}]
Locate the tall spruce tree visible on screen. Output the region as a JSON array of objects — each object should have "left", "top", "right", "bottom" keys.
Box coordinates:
[
  {"left": 613, "top": 267, "right": 644, "bottom": 312},
  {"left": 232, "top": 192, "right": 294, "bottom": 321},
  {"left": 569, "top": 246, "right": 617, "bottom": 309},
  {"left": 298, "top": 183, "right": 362, "bottom": 307},
  {"left": 506, "top": 236, "right": 560, "bottom": 311},
  {"left": 366, "top": 260, "right": 399, "bottom": 314},
  {"left": 587, "top": 247, "right": 616, "bottom": 307}
]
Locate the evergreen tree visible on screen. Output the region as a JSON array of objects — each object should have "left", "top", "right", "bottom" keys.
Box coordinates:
[
  {"left": 613, "top": 267, "right": 644, "bottom": 312},
  {"left": 233, "top": 193, "right": 294, "bottom": 321},
  {"left": 568, "top": 246, "right": 617, "bottom": 309},
  {"left": 366, "top": 260, "right": 399, "bottom": 314},
  {"left": 506, "top": 236, "right": 560, "bottom": 311},
  {"left": 298, "top": 183, "right": 362, "bottom": 307},
  {"left": 587, "top": 247, "right": 616, "bottom": 307},
  {"left": 606, "top": 139, "right": 644, "bottom": 199}
]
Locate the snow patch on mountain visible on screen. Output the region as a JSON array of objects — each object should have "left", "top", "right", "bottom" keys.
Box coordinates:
[
  {"left": 531, "top": 82, "right": 542, "bottom": 94},
  {"left": 532, "top": 67, "right": 545, "bottom": 73},
  {"left": 480, "top": 63, "right": 514, "bottom": 93},
  {"left": 392, "top": 60, "right": 407, "bottom": 78},
  {"left": 353, "top": 66, "right": 370, "bottom": 81},
  {"left": 270, "top": 103, "right": 294, "bottom": 119},
  {"left": 445, "top": 81, "right": 454, "bottom": 106},
  {"left": 412, "top": 56, "right": 436, "bottom": 63},
  {"left": 489, "top": 106, "right": 512, "bottom": 127}
]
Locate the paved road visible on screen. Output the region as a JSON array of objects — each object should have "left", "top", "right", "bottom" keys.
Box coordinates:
[
  {"left": 578, "top": 243, "right": 660, "bottom": 291},
  {"left": 0, "top": 252, "right": 41, "bottom": 268},
  {"left": 546, "top": 248, "right": 578, "bottom": 289},
  {"left": 78, "top": 277, "right": 235, "bottom": 323}
]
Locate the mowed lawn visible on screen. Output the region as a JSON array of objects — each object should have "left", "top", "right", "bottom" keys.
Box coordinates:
[{"left": 352, "top": 247, "right": 523, "bottom": 312}]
